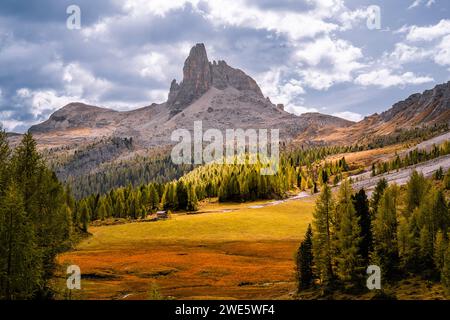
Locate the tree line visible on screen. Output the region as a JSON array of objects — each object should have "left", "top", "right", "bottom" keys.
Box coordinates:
[
  {"left": 79, "top": 147, "right": 355, "bottom": 223},
  {"left": 296, "top": 169, "right": 450, "bottom": 297},
  {"left": 56, "top": 139, "right": 361, "bottom": 200}
]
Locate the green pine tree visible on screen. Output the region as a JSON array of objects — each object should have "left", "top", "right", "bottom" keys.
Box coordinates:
[
  {"left": 97, "top": 199, "right": 107, "bottom": 221},
  {"left": 442, "top": 242, "right": 450, "bottom": 297},
  {"left": 0, "top": 183, "right": 42, "bottom": 299},
  {"left": 0, "top": 128, "right": 11, "bottom": 196},
  {"left": 370, "top": 178, "right": 387, "bottom": 214},
  {"left": 312, "top": 184, "right": 335, "bottom": 285},
  {"left": 187, "top": 184, "right": 198, "bottom": 211},
  {"left": 352, "top": 188, "right": 372, "bottom": 264},
  {"left": 79, "top": 201, "right": 90, "bottom": 232},
  {"left": 372, "top": 185, "right": 399, "bottom": 279},
  {"left": 176, "top": 181, "right": 188, "bottom": 210},
  {"left": 405, "top": 170, "right": 428, "bottom": 218},
  {"left": 434, "top": 231, "right": 447, "bottom": 272},
  {"left": 335, "top": 180, "right": 363, "bottom": 284},
  {"left": 296, "top": 224, "right": 314, "bottom": 291}
]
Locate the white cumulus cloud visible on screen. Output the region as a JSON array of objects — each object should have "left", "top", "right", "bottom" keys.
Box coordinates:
[
  {"left": 404, "top": 19, "right": 450, "bottom": 41},
  {"left": 295, "top": 36, "right": 365, "bottom": 90},
  {"left": 355, "top": 69, "right": 433, "bottom": 88},
  {"left": 332, "top": 111, "right": 363, "bottom": 122}
]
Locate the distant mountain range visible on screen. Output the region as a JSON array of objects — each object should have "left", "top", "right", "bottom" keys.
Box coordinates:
[
  {"left": 307, "top": 80, "right": 450, "bottom": 144},
  {"left": 27, "top": 43, "right": 352, "bottom": 151},
  {"left": 5, "top": 43, "right": 450, "bottom": 185}
]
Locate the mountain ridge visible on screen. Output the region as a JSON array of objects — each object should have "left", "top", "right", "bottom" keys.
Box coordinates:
[
  {"left": 28, "top": 43, "right": 352, "bottom": 150},
  {"left": 19, "top": 44, "right": 450, "bottom": 152},
  {"left": 306, "top": 80, "right": 450, "bottom": 144}
]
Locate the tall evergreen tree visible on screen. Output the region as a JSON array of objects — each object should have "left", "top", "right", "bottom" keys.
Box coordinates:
[
  {"left": 176, "top": 181, "right": 188, "bottom": 210},
  {"left": 335, "top": 180, "right": 363, "bottom": 284},
  {"left": 34, "top": 169, "right": 72, "bottom": 281},
  {"left": 79, "top": 201, "right": 90, "bottom": 232},
  {"left": 370, "top": 178, "right": 387, "bottom": 214},
  {"left": 296, "top": 224, "right": 314, "bottom": 291},
  {"left": 187, "top": 184, "right": 198, "bottom": 211},
  {"left": 0, "top": 183, "right": 42, "bottom": 299},
  {"left": 352, "top": 188, "right": 372, "bottom": 264},
  {"left": 0, "top": 128, "right": 11, "bottom": 196},
  {"left": 434, "top": 231, "right": 448, "bottom": 272},
  {"left": 372, "top": 185, "right": 399, "bottom": 279},
  {"left": 11, "top": 132, "right": 41, "bottom": 216},
  {"left": 148, "top": 184, "right": 159, "bottom": 211},
  {"left": 97, "top": 198, "right": 107, "bottom": 221},
  {"left": 405, "top": 170, "right": 428, "bottom": 218},
  {"left": 442, "top": 243, "right": 450, "bottom": 297},
  {"left": 312, "top": 184, "right": 335, "bottom": 285}
]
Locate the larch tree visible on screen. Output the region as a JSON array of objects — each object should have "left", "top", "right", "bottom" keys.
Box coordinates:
[
  {"left": 434, "top": 231, "right": 448, "bottom": 272},
  {"left": 187, "top": 184, "right": 198, "bottom": 211},
  {"left": 405, "top": 170, "right": 428, "bottom": 218},
  {"left": 312, "top": 184, "right": 335, "bottom": 285},
  {"left": 372, "top": 185, "right": 399, "bottom": 279},
  {"left": 335, "top": 180, "right": 363, "bottom": 284}
]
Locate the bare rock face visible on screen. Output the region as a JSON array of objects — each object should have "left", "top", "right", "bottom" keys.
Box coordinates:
[
  {"left": 211, "top": 60, "right": 264, "bottom": 96},
  {"left": 380, "top": 81, "right": 450, "bottom": 125},
  {"left": 168, "top": 79, "right": 180, "bottom": 103},
  {"left": 311, "top": 81, "right": 450, "bottom": 145},
  {"left": 167, "top": 44, "right": 212, "bottom": 114},
  {"left": 167, "top": 43, "right": 264, "bottom": 114},
  {"left": 29, "top": 102, "right": 119, "bottom": 133}
]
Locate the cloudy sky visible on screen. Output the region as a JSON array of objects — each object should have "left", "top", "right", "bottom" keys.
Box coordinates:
[{"left": 0, "top": 0, "right": 449, "bottom": 132}]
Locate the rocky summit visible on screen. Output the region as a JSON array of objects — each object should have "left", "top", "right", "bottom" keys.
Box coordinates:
[
  {"left": 28, "top": 43, "right": 352, "bottom": 151},
  {"left": 167, "top": 43, "right": 263, "bottom": 116}
]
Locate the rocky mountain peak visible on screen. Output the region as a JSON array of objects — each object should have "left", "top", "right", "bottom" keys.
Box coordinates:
[
  {"left": 167, "top": 43, "right": 264, "bottom": 114},
  {"left": 167, "top": 44, "right": 211, "bottom": 112},
  {"left": 380, "top": 81, "right": 450, "bottom": 124},
  {"left": 181, "top": 43, "right": 212, "bottom": 97}
]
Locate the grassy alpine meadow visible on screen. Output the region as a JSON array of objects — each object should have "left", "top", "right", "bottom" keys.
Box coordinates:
[{"left": 52, "top": 198, "right": 316, "bottom": 300}]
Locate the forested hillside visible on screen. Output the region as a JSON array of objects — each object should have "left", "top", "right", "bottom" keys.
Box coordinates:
[{"left": 76, "top": 144, "right": 360, "bottom": 223}]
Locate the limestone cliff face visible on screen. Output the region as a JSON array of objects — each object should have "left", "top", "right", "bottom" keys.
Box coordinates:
[
  {"left": 167, "top": 44, "right": 212, "bottom": 111},
  {"left": 167, "top": 43, "right": 264, "bottom": 114},
  {"left": 380, "top": 81, "right": 450, "bottom": 125},
  {"left": 211, "top": 60, "right": 263, "bottom": 96}
]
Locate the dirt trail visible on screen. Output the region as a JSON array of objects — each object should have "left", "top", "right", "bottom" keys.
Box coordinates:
[{"left": 247, "top": 192, "right": 311, "bottom": 209}]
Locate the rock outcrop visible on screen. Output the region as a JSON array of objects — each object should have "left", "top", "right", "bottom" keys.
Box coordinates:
[
  {"left": 30, "top": 102, "right": 119, "bottom": 134},
  {"left": 380, "top": 81, "right": 450, "bottom": 125},
  {"left": 167, "top": 43, "right": 264, "bottom": 115}
]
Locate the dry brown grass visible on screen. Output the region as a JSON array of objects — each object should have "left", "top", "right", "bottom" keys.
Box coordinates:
[
  {"left": 55, "top": 240, "right": 300, "bottom": 300},
  {"left": 326, "top": 144, "right": 406, "bottom": 168},
  {"left": 53, "top": 199, "right": 315, "bottom": 300}
]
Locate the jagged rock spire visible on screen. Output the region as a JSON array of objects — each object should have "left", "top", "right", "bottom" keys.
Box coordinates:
[{"left": 167, "top": 43, "right": 264, "bottom": 114}]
